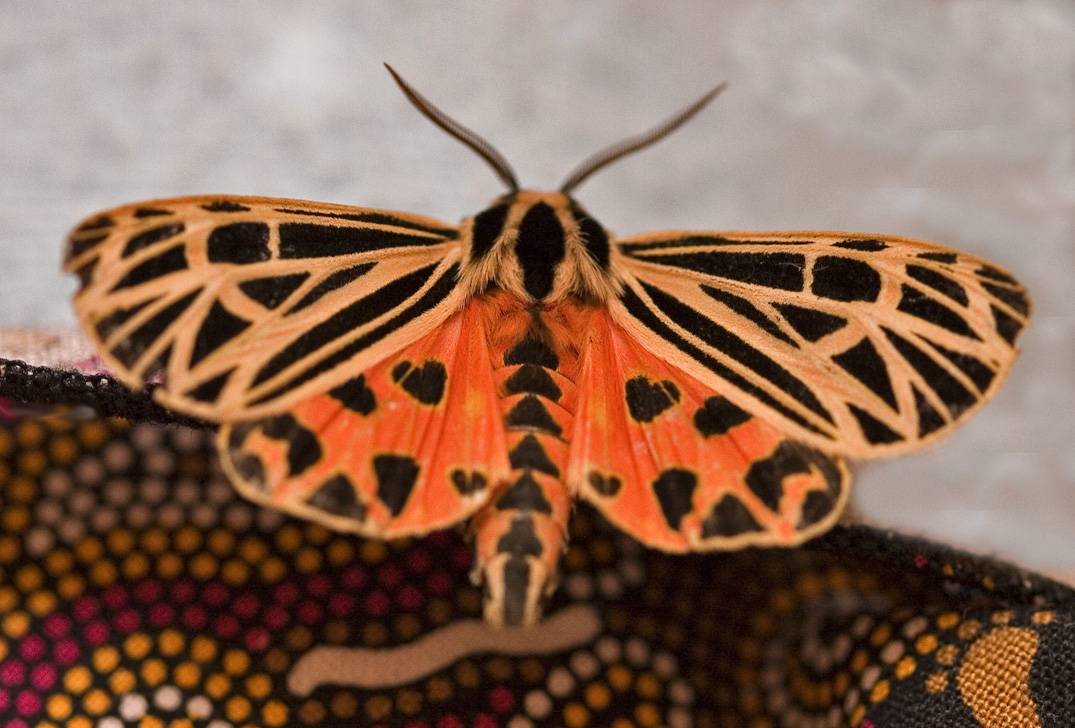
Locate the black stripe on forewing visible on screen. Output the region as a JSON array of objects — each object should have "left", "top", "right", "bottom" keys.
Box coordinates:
[
  {"left": 286, "top": 263, "right": 377, "bottom": 314},
  {"left": 110, "top": 244, "right": 188, "bottom": 291},
  {"left": 831, "top": 337, "right": 898, "bottom": 411},
  {"left": 640, "top": 281, "right": 834, "bottom": 424},
  {"left": 278, "top": 223, "right": 449, "bottom": 258},
  {"left": 620, "top": 236, "right": 812, "bottom": 254},
  {"left": 238, "top": 274, "right": 309, "bottom": 310},
  {"left": 618, "top": 285, "right": 831, "bottom": 437},
  {"left": 905, "top": 264, "right": 969, "bottom": 306},
  {"left": 121, "top": 223, "right": 185, "bottom": 258},
  {"left": 639, "top": 251, "right": 805, "bottom": 291},
  {"left": 110, "top": 289, "right": 201, "bottom": 369},
  {"left": 896, "top": 284, "right": 981, "bottom": 340},
  {"left": 190, "top": 301, "right": 251, "bottom": 367},
  {"left": 882, "top": 327, "right": 977, "bottom": 418},
  {"left": 699, "top": 285, "right": 798, "bottom": 347},
  {"left": 250, "top": 262, "right": 460, "bottom": 405},
  {"left": 273, "top": 207, "right": 458, "bottom": 238}
]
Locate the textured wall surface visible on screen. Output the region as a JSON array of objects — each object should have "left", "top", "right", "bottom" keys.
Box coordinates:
[{"left": 1, "top": 2, "right": 1072, "bottom": 577}]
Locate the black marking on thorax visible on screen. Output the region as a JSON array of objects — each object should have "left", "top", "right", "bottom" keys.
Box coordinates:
[{"left": 515, "top": 202, "right": 565, "bottom": 300}]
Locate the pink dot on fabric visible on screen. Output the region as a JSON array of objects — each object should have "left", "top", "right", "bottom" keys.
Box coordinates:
[
  {"left": 72, "top": 596, "right": 98, "bottom": 621},
  {"left": 215, "top": 615, "right": 240, "bottom": 639},
  {"left": 232, "top": 594, "right": 260, "bottom": 619},
  {"left": 43, "top": 614, "right": 71, "bottom": 639},
  {"left": 53, "top": 640, "right": 80, "bottom": 665},
  {"left": 436, "top": 716, "right": 464, "bottom": 728},
  {"left": 473, "top": 714, "right": 497, "bottom": 728},
  {"left": 427, "top": 571, "right": 452, "bottom": 595},
  {"left": 245, "top": 628, "right": 270, "bottom": 652},
  {"left": 85, "top": 620, "right": 110, "bottom": 646},
  {"left": 171, "top": 579, "right": 196, "bottom": 602},
  {"left": 18, "top": 636, "right": 45, "bottom": 662},
  {"left": 862, "top": 722, "right": 876, "bottom": 728},
  {"left": 297, "top": 601, "right": 323, "bottom": 625},
  {"left": 377, "top": 565, "right": 403, "bottom": 589},
  {"left": 274, "top": 582, "right": 301, "bottom": 605},
  {"left": 7, "top": 719, "right": 26, "bottom": 728},
  {"left": 407, "top": 549, "right": 432, "bottom": 574},
  {"left": 341, "top": 567, "right": 367, "bottom": 590},
  {"left": 263, "top": 605, "right": 289, "bottom": 630},
  {"left": 307, "top": 575, "right": 331, "bottom": 597},
  {"left": 449, "top": 547, "right": 472, "bottom": 571},
  {"left": 398, "top": 585, "right": 423, "bottom": 610},
  {"left": 134, "top": 579, "right": 163, "bottom": 603},
  {"left": 914, "top": 554, "right": 928, "bottom": 569},
  {"left": 14, "top": 689, "right": 40, "bottom": 716},
  {"left": 0, "top": 661, "right": 26, "bottom": 686},
  {"left": 0, "top": 689, "right": 9, "bottom": 712},
  {"left": 30, "top": 664, "right": 56, "bottom": 691},
  {"left": 114, "top": 609, "right": 140, "bottom": 632},
  {"left": 104, "top": 584, "right": 129, "bottom": 609},
  {"left": 148, "top": 604, "right": 175, "bottom": 628},
  {"left": 327, "top": 594, "right": 354, "bottom": 618},
  {"left": 365, "top": 591, "right": 390, "bottom": 617},
  {"left": 203, "top": 582, "right": 229, "bottom": 606},
  {"left": 489, "top": 687, "right": 514, "bottom": 713},
  {"left": 182, "top": 605, "right": 208, "bottom": 630}
]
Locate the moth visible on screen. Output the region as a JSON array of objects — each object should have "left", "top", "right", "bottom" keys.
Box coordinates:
[{"left": 65, "top": 65, "right": 1030, "bottom": 626}]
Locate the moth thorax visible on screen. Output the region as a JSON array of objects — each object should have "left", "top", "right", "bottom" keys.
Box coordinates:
[{"left": 460, "top": 190, "right": 617, "bottom": 304}]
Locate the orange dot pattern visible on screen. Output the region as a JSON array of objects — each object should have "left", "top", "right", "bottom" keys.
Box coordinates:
[{"left": 0, "top": 410, "right": 1071, "bottom": 727}]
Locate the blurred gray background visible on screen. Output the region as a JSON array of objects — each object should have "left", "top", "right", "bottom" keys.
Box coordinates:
[{"left": 1, "top": 2, "right": 1072, "bottom": 579}]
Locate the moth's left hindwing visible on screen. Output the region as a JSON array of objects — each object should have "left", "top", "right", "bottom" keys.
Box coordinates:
[
  {"left": 65, "top": 196, "right": 465, "bottom": 421},
  {"left": 611, "top": 231, "right": 1030, "bottom": 458}
]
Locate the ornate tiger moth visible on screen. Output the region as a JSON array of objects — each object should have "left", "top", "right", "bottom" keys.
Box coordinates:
[{"left": 64, "top": 65, "right": 1030, "bottom": 626}]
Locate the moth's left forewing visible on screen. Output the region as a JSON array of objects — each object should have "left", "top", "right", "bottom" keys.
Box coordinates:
[{"left": 609, "top": 230, "right": 1029, "bottom": 458}]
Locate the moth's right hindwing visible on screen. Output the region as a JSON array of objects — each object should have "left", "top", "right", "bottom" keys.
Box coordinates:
[{"left": 66, "top": 195, "right": 466, "bottom": 421}]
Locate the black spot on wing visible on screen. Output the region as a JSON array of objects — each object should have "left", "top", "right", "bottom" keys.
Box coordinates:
[
  {"left": 897, "top": 284, "right": 980, "bottom": 340},
  {"left": 469, "top": 203, "right": 510, "bottom": 261},
  {"left": 917, "top": 252, "right": 957, "bottom": 264},
  {"left": 990, "top": 304, "right": 1023, "bottom": 346},
  {"left": 744, "top": 441, "right": 835, "bottom": 512},
  {"left": 831, "top": 337, "right": 898, "bottom": 410},
  {"left": 309, "top": 474, "right": 367, "bottom": 520},
  {"left": 329, "top": 375, "right": 377, "bottom": 415},
  {"left": 450, "top": 469, "right": 487, "bottom": 496},
  {"left": 509, "top": 434, "right": 559, "bottom": 477},
  {"left": 202, "top": 200, "right": 250, "bottom": 213},
  {"left": 833, "top": 238, "right": 888, "bottom": 251},
  {"left": 700, "top": 285, "right": 798, "bottom": 346},
  {"left": 811, "top": 256, "right": 881, "bottom": 302},
  {"left": 620, "top": 286, "right": 831, "bottom": 437},
  {"left": 391, "top": 360, "right": 448, "bottom": 405},
  {"left": 620, "top": 235, "right": 815, "bottom": 253},
  {"left": 253, "top": 263, "right": 439, "bottom": 387},
  {"left": 625, "top": 376, "right": 680, "bottom": 423},
  {"left": 504, "top": 365, "right": 562, "bottom": 401},
  {"left": 279, "top": 223, "right": 442, "bottom": 257},
  {"left": 798, "top": 490, "right": 837, "bottom": 528},
  {"left": 372, "top": 454, "right": 419, "bottom": 517},
  {"left": 906, "top": 265, "right": 969, "bottom": 306},
  {"left": 693, "top": 396, "right": 751, "bottom": 437},
  {"left": 496, "top": 516, "right": 543, "bottom": 557},
  {"left": 506, "top": 396, "right": 562, "bottom": 437},
  {"left": 882, "top": 328, "right": 977, "bottom": 418},
  {"left": 848, "top": 404, "right": 904, "bottom": 444},
  {"left": 515, "top": 202, "right": 566, "bottom": 300},
  {"left": 773, "top": 303, "right": 848, "bottom": 342},
  {"left": 653, "top": 469, "right": 697, "bottom": 530},
  {"left": 976, "top": 265, "right": 1018, "bottom": 285},
  {"left": 123, "top": 221, "right": 183, "bottom": 257},
  {"left": 76, "top": 215, "right": 114, "bottom": 232},
  {"left": 701, "top": 495, "right": 762, "bottom": 538},
  {"left": 133, "top": 207, "right": 172, "bottom": 218},
  {"left": 570, "top": 201, "right": 610, "bottom": 268},
  {"left": 190, "top": 301, "right": 250, "bottom": 367},
  {"left": 641, "top": 282, "right": 834, "bottom": 425},
  {"left": 982, "top": 282, "right": 1029, "bottom": 316},
  {"left": 913, "top": 385, "right": 946, "bottom": 437},
  {"left": 261, "top": 413, "right": 322, "bottom": 477},
  {"left": 587, "top": 471, "right": 622, "bottom": 497},
  {"left": 207, "top": 223, "right": 270, "bottom": 264},
  {"left": 185, "top": 368, "right": 233, "bottom": 403},
  {"left": 251, "top": 263, "right": 459, "bottom": 403},
  {"left": 239, "top": 273, "right": 309, "bottom": 310},
  {"left": 919, "top": 336, "right": 996, "bottom": 393},
  {"left": 645, "top": 252, "right": 805, "bottom": 291},
  {"left": 504, "top": 337, "right": 559, "bottom": 369},
  {"left": 110, "top": 290, "right": 200, "bottom": 369},
  {"left": 497, "top": 471, "right": 553, "bottom": 514},
  {"left": 111, "top": 244, "right": 188, "bottom": 291},
  {"left": 287, "top": 263, "right": 376, "bottom": 314},
  {"left": 68, "top": 233, "right": 108, "bottom": 261}
]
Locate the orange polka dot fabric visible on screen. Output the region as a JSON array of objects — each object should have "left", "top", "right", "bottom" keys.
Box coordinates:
[{"left": 0, "top": 409, "right": 1072, "bottom": 727}]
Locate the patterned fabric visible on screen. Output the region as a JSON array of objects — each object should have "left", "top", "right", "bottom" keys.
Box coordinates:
[{"left": 0, "top": 410, "right": 1072, "bottom": 727}]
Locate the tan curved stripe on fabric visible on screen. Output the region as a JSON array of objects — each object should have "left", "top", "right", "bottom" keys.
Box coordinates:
[
  {"left": 287, "top": 604, "right": 601, "bottom": 694},
  {"left": 957, "top": 626, "right": 1041, "bottom": 728}
]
